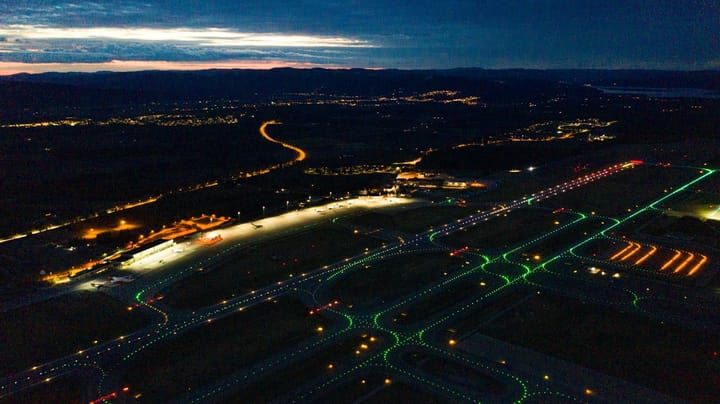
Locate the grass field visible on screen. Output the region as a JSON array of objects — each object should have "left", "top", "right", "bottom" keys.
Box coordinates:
[
  {"left": 121, "top": 297, "right": 329, "bottom": 401},
  {"left": 326, "top": 252, "right": 464, "bottom": 310},
  {"left": 0, "top": 375, "right": 83, "bottom": 404},
  {"left": 342, "top": 205, "right": 477, "bottom": 234},
  {"left": 163, "top": 225, "right": 382, "bottom": 309},
  {"left": 401, "top": 350, "right": 506, "bottom": 397},
  {"left": 0, "top": 292, "right": 150, "bottom": 376},
  {"left": 506, "top": 218, "right": 608, "bottom": 263},
  {"left": 642, "top": 214, "right": 720, "bottom": 249},
  {"left": 363, "top": 381, "right": 453, "bottom": 404},
  {"left": 312, "top": 372, "right": 394, "bottom": 403},
  {"left": 390, "top": 271, "right": 493, "bottom": 327},
  {"left": 439, "top": 286, "right": 536, "bottom": 341},
  {"left": 228, "top": 333, "right": 385, "bottom": 402},
  {"left": 546, "top": 165, "right": 699, "bottom": 217},
  {"left": 439, "top": 208, "right": 568, "bottom": 251},
  {"left": 480, "top": 292, "right": 720, "bottom": 402}
]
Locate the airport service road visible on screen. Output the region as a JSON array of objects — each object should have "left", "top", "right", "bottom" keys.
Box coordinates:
[{"left": 5, "top": 161, "right": 710, "bottom": 403}]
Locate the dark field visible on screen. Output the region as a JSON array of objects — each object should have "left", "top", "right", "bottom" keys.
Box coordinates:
[
  {"left": 0, "top": 292, "right": 150, "bottom": 376},
  {"left": 389, "top": 271, "right": 495, "bottom": 328},
  {"left": 0, "top": 375, "right": 83, "bottom": 404},
  {"left": 439, "top": 208, "right": 570, "bottom": 252},
  {"left": 401, "top": 350, "right": 507, "bottom": 397},
  {"left": 227, "top": 333, "right": 386, "bottom": 402},
  {"left": 546, "top": 165, "right": 700, "bottom": 217},
  {"left": 480, "top": 292, "right": 720, "bottom": 402},
  {"left": 326, "top": 252, "right": 464, "bottom": 310},
  {"left": 341, "top": 205, "right": 477, "bottom": 234},
  {"left": 163, "top": 225, "right": 382, "bottom": 309},
  {"left": 121, "top": 297, "right": 330, "bottom": 401}
]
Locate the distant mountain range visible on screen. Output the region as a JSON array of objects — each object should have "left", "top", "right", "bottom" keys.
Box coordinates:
[{"left": 1, "top": 68, "right": 718, "bottom": 121}]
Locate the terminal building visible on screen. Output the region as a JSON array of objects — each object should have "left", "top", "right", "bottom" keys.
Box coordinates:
[
  {"left": 395, "top": 171, "right": 493, "bottom": 190},
  {"left": 120, "top": 239, "right": 175, "bottom": 266}
]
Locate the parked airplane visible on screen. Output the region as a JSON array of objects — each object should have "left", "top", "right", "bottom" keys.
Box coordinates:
[{"left": 91, "top": 275, "right": 135, "bottom": 288}]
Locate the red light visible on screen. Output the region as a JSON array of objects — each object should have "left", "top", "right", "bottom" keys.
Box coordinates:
[{"left": 122, "top": 387, "right": 130, "bottom": 392}]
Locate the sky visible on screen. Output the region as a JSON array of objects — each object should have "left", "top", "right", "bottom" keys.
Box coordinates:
[{"left": 0, "top": 0, "right": 718, "bottom": 75}]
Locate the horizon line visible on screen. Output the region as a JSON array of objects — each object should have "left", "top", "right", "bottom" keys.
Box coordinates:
[{"left": 1, "top": 59, "right": 718, "bottom": 77}]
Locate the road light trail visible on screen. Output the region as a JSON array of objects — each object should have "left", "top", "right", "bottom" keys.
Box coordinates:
[
  {"left": 259, "top": 120, "right": 307, "bottom": 162},
  {"left": 0, "top": 121, "right": 302, "bottom": 248}
]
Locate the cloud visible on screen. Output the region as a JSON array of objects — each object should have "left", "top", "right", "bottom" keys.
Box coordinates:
[
  {"left": 0, "top": 1, "right": 151, "bottom": 26},
  {"left": 0, "top": 1, "right": 717, "bottom": 71},
  {"left": 0, "top": 26, "right": 371, "bottom": 48},
  {"left": 0, "top": 24, "right": 374, "bottom": 66}
]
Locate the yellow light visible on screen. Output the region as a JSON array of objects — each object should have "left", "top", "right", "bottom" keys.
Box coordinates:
[
  {"left": 543, "top": 374, "right": 550, "bottom": 380},
  {"left": 360, "top": 343, "right": 368, "bottom": 350},
  {"left": 316, "top": 326, "right": 324, "bottom": 332},
  {"left": 327, "top": 363, "right": 334, "bottom": 369},
  {"left": 448, "top": 339, "right": 457, "bottom": 346},
  {"left": 369, "top": 336, "right": 376, "bottom": 342},
  {"left": 585, "top": 388, "right": 593, "bottom": 395},
  {"left": 384, "top": 378, "right": 392, "bottom": 385},
  {"left": 533, "top": 255, "right": 541, "bottom": 260}
]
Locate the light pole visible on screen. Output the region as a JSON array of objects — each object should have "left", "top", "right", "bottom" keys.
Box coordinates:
[
  {"left": 286, "top": 201, "right": 289, "bottom": 212},
  {"left": 262, "top": 205, "right": 266, "bottom": 218},
  {"left": 237, "top": 211, "right": 241, "bottom": 222}
]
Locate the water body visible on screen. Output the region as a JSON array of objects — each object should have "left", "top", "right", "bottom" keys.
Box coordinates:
[{"left": 595, "top": 86, "right": 720, "bottom": 99}]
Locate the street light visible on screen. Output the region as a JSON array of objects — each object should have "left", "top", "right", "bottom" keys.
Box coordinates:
[
  {"left": 262, "top": 205, "right": 266, "bottom": 218},
  {"left": 286, "top": 201, "right": 289, "bottom": 211}
]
